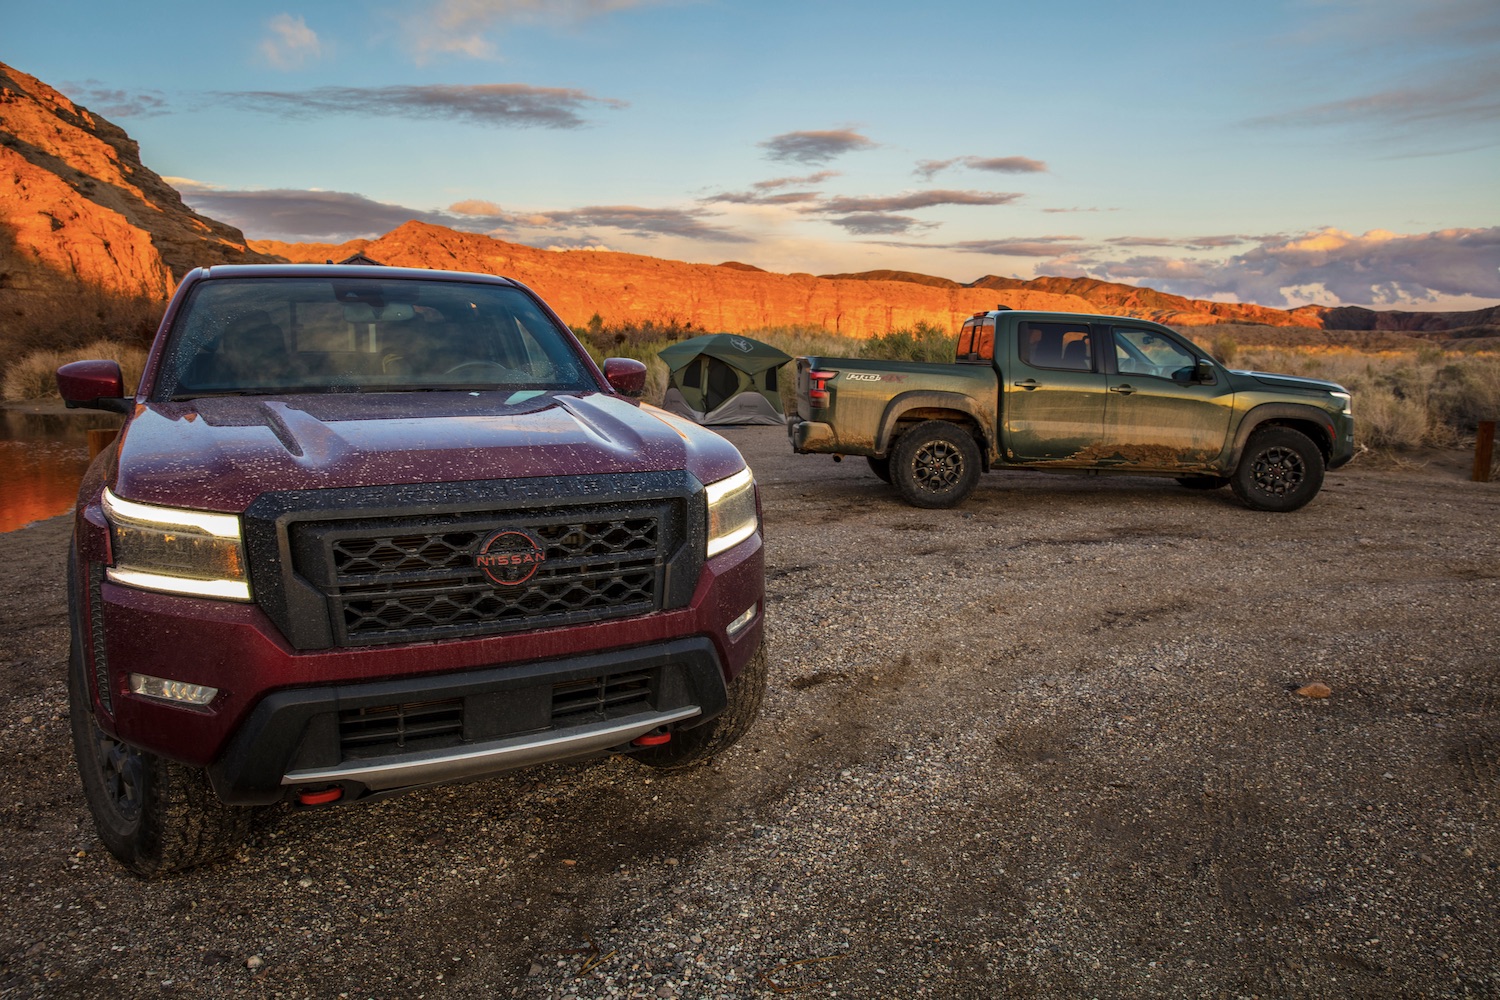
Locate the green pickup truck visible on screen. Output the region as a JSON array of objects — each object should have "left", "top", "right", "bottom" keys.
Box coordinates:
[{"left": 787, "top": 308, "right": 1355, "bottom": 512}]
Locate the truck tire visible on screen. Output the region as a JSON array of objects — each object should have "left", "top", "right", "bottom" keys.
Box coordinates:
[
  {"left": 890, "top": 421, "right": 981, "bottom": 508},
  {"left": 866, "top": 456, "right": 892, "bottom": 484},
  {"left": 68, "top": 634, "right": 255, "bottom": 878},
  {"left": 633, "top": 645, "right": 768, "bottom": 770},
  {"left": 1230, "top": 426, "right": 1324, "bottom": 512}
]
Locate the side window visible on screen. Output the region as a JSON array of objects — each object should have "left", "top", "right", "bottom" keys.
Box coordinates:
[
  {"left": 1018, "top": 321, "right": 1093, "bottom": 371},
  {"left": 1113, "top": 327, "right": 1196, "bottom": 379},
  {"left": 957, "top": 319, "right": 996, "bottom": 363}
]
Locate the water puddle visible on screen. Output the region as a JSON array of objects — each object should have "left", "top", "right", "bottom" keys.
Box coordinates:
[{"left": 0, "top": 409, "right": 119, "bottom": 533}]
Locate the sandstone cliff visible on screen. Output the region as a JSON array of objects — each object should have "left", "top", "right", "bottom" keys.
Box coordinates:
[
  {"left": 255, "top": 221, "right": 1216, "bottom": 337},
  {"left": 0, "top": 60, "right": 272, "bottom": 310},
  {"left": 5, "top": 59, "right": 1492, "bottom": 348}
]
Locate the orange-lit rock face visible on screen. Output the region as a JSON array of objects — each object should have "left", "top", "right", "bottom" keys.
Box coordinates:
[
  {"left": 0, "top": 60, "right": 272, "bottom": 305},
  {"left": 256, "top": 221, "right": 1328, "bottom": 338}
]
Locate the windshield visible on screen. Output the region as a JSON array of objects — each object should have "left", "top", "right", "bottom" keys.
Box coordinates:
[{"left": 154, "top": 276, "right": 596, "bottom": 400}]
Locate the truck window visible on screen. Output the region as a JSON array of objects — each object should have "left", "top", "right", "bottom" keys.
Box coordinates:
[
  {"left": 156, "top": 276, "right": 594, "bottom": 398},
  {"left": 1018, "top": 321, "right": 1093, "bottom": 372},
  {"left": 957, "top": 319, "right": 995, "bottom": 363},
  {"left": 1113, "top": 327, "right": 1196, "bottom": 380}
]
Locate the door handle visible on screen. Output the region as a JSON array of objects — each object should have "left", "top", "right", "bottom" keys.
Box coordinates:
[
  {"left": 1013, "top": 379, "right": 1040, "bottom": 390},
  {"left": 1109, "top": 384, "right": 1136, "bottom": 395}
]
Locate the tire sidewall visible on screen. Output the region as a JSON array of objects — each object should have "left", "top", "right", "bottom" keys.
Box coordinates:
[
  {"left": 68, "top": 625, "right": 159, "bottom": 872},
  {"left": 890, "top": 421, "right": 981, "bottom": 509},
  {"left": 1231, "top": 427, "right": 1325, "bottom": 512}
]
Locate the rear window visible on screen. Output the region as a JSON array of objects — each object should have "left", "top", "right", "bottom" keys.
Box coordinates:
[
  {"left": 154, "top": 276, "right": 595, "bottom": 399},
  {"left": 1018, "top": 321, "right": 1094, "bottom": 371}
]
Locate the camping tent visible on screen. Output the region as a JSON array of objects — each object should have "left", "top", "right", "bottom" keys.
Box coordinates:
[{"left": 657, "top": 334, "right": 791, "bottom": 426}]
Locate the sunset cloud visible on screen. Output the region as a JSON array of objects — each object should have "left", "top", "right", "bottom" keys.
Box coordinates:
[
  {"left": 62, "top": 82, "right": 170, "bottom": 119},
  {"left": 829, "top": 214, "right": 933, "bottom": 236},
  {"left": 1107, "top": 234, "right": 1261, "bottom": 250},
  {"left": 214, "top": 83, "right": 626, "bottom": 128},
  {"left": 176, "top": 187, "right": 453, "bottom": 241},
  {"left": 754, "top": 172, "right": 840, "bottom": 190},
  {"left": 1086, "top": 227, "right": 1500, "bottom": 307},
  {"left": 817, "top": 190, "right": 1022, "bottom": 214},
  {"left": 887, "top": 236, "right": 1093, "bottom": 258},
  {"left": 398, "top": 0, "right": 680, "bottom": 62},
  {"left": 450, "top": 200, "right": 750, "bottom": 242},
  {"left": 916, "top": 156, "right": 1048, "bottom": 179},
  {"left": 759, "top": 129, "right": 877, "bottom": 165},
  {"left": 259, "top": 14, "right": 322, "bottom": 70}
]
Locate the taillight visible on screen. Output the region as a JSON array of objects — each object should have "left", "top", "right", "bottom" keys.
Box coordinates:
[{"left": 808, "top": 369, "right": 838, "bottom": 409}]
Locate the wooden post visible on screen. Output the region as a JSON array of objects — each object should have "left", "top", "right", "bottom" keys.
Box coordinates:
[
  {"left": 1475, "top": 420, "right": 1496, "bottom": 483},
  {"left": 86, "top": 428, "right": 118, "bottom": 460}
]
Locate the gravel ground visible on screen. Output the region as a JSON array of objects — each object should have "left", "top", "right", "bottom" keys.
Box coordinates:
[{"left": 1, "top": 426, "right": 1496, "bottom": 998}]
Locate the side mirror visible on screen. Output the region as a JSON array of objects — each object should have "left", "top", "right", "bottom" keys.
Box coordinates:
[
  {"left": 56, "top": 360, "right": 132, "bottom": 413},
  {"left": 602, "top": 357, "right": 647, "bottom": 398},
  {"left": 1192, "top": 359, "right": 1216, "bottom": 385}
]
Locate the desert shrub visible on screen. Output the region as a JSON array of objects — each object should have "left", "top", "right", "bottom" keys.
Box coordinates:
[
  {"left": 1357, "top": 385, "right": 1432, "bottom": 449},
  {"left": 1431, "top": 356, "right": 1500, "bottom": 432},
  {"left": 1210, "top": 334, "right": 1239, "bottom": 367},
  {"left": 0, "top": 287, "right": 160, "bottom": 385},
  {"left": 1232, "top": 345, "right": 1500, "bottom": 450},
  {"left": 860, "top": 321, "right": 956, "bottom": 363},
  {"left": 1, "top": 349, "right": 69, "bottom": 401},
  {"left": 2, "top": 339, "right": 148, "bottom": 401}
]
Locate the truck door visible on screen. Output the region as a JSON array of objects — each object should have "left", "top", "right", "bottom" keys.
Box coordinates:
[
  {"left": 1002, "top": 319, "right": 1108, "bottom": 462},
  {"left": 1100, "top": 325, "right": 1233, "bottom": 469}
]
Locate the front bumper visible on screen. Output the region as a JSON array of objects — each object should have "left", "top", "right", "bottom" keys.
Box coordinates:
[{"left": 208, "top": 637, "right": 728, "bottom": 804}]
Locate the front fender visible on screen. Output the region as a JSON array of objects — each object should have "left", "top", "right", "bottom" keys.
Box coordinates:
[
  {"left": 1229, "top": 403, "right": 1342, "bottom": 467},
  {"left": 875, "top": 391, "right": 996, "bottom": 459}
]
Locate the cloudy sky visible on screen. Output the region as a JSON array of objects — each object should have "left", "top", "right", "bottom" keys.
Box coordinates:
[{"left": 7, "top": 0, "right": 1499, "bottom": 310}]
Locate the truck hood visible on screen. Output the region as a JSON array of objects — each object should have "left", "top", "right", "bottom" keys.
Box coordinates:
[
  {"left": 111, "top": 391, "right": 746, "bottom": 511},
  {"left": 1232, "top": 370, "right": 1348, "bottom": 394}
]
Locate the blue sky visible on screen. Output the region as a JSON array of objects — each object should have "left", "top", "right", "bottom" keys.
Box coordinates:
[{"left": 6, "top": 0, "right": 1499, "bottom": 310}]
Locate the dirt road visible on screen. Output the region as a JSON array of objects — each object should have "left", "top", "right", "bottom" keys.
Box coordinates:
[{"left": 1, "top": 427, "right": 1496, "bottom": 998}]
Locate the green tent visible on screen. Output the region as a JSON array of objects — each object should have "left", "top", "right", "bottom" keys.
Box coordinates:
[{"left": 657, "top": 334, "right": 791, "bottom": 426}]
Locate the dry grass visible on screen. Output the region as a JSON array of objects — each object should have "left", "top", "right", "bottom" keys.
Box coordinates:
[
  {"left": 2, "top": 339, "right": 148, "bottom": 401},
  {"left": 1223, "top": 344, "right": 1499, "bottom": 450}
]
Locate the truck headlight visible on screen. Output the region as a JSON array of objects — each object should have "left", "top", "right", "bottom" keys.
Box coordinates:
[
  {"left": 1330, "top": 391, "right": 1352, "bottom": 415},
  {"left": 102, "top": 489, "right": 252, "bottom": 601},
  {"left": 705, "top": 467, "right": 758, "bottom": 558}
]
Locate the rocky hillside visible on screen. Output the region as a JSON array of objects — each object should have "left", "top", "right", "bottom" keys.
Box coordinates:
[
  {"left": 0, "top": 60, "right": 271, "bottom": 313},
  {"left": 4, "top": 59, "right": 1493, "bottom": 346},
  {"left": 255, "top": 222, "right": 1123, "bottom": 336}
]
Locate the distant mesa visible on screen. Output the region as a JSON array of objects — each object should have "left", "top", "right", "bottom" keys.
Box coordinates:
[{"left": 1, "top": 57, "right": 1494, "bottom": 345}]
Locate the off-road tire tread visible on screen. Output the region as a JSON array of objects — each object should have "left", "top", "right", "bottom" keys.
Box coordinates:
[
  {"left": 69, "top": 632, "right": 253, "bottom": 879},
  {"left": 890, "top": 420, "right": 982, "bottom": 508},
  {"left": 1230, "top": 426, "right": 1325, "bottom": 513},
  {"left": 635, "top": 645, "right": 769, "bottom": 770}
]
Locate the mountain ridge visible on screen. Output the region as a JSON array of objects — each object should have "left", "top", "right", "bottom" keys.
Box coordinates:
[{"left": 2, "top": 58, "right": 1494, "bottom": 343}]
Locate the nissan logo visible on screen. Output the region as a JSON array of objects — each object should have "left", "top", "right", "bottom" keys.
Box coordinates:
[{"left": 475, "top": 529, "right": 545, "bottom": 587}]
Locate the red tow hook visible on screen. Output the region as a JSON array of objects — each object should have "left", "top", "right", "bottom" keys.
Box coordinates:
[
  {"left": 631, "top": 731, "right": 672, "bottom": 747},
  {"left": 297, "top": 787, "right": 344, "bottom": 806}
]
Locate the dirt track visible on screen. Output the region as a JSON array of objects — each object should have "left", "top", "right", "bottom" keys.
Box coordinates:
[{"left": 1, "top": 427, "right": 1497, "bottom": 998}]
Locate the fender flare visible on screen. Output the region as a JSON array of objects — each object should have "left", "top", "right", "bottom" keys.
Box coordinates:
[
  {"left": 1229, "top": 403, "right": 1338, "bottom": 468},
  {"left": 875, "top": 390, "right": 993, "bottom": 458}
]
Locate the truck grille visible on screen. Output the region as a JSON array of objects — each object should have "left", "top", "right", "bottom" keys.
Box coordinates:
[
  {"left": 334, "top": 518, "right": 657, "bottom": 639},
  {"left": 245, "top": 472, "right": 699, "bottom": 651},
  {"left": 288, "top": 505, "right": 673, "bottom": 646}
]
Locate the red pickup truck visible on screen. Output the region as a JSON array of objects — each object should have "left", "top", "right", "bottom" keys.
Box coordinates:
[{"left": 57, "top": 264, "right": 767, "bottom": 876}]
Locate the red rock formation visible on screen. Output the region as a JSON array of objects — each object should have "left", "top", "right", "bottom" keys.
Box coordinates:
[
  {"left": 5, "top": 60, "right": 1492, "bottom": 346},
  {"left": 0, "top": 60, "right": 271, "bottom": 308}
]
